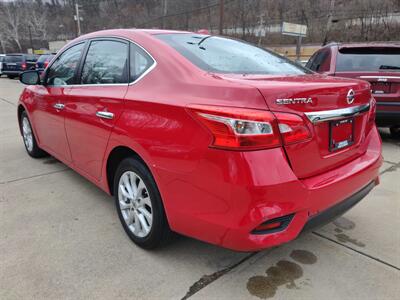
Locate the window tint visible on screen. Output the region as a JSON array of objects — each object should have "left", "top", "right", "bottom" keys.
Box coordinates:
[
  {"left": 336, "top": 47, "right": 400, "bottom": 72},
  {"left": 307, "top": 49, "right": 331, "bottom": 72},
  {"left": 130, "top": 43, "right": 154, "bottom": 82},
  {"left": 156, "top": 34, "right": 309, "bottom": 75},
  {"left": 81, "top": 40, "right": 128, "bottom": 84},
  {"left": 5, "top": 56, "right": 23, "bottom": 63},
  {"left": 47, "top": 43, "right": 84, "bottom": 86}
]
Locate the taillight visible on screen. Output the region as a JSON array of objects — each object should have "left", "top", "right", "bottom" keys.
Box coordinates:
[
  {"left": 21, "top": 63, "right": 26, "bottom": 70},
  {"left": 44, "top": 61, "right": 49, "bottom": 69},
  {"left": 368, "top": 97, "right": 376, "bottom": 124},
  {"left": 274, "top": 112, "right": 312, "bottom": 145},
  {"left": 188, "top": 105, "right": 281, "bottom": 150}
]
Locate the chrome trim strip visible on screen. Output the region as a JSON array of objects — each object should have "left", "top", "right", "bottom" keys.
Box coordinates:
[
  {"left": 305, "top": 103, "right": 370, "bottom": 123},
  {"left": 359, "top": 76, "right": 400, "bottom": 80}
]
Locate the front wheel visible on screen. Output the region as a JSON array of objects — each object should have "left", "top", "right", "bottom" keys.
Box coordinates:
[
  {"left": 114, "top": 157, "right": 172, "bottom": 249},
  {"left": 20, "top": 111, "right": 48, "bottom": 158},
  {"left": 390, "top": 125, "right": 400, "bottom": 139}
]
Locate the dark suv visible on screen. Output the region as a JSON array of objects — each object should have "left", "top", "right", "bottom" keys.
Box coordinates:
[
  {"left": 307, "top": 43, "right": 400, "bottom": 137},
  {"left": 2, "top": 54, "right": 37, "bottom": 79}
]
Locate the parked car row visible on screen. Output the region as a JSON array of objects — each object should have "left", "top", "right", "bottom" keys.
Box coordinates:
[{"left": 0, "top": 53, "right": 55, "bottom": 78}]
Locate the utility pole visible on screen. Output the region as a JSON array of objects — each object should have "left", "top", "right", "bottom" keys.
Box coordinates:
[
  {"left": 162, "top": 0, "right": 168, "bottom": 29},
  {"left": 75, "top": 3, "right": 82, "bottom": 36},
  {"left": 28, "top": 25, "right": 34, "bottom": 53},
  {"left": 323, "top": 0, "right": 335, "bottom": 45},
  {"left": 219, "top": 0, "right": 224, "bottom": 35}
]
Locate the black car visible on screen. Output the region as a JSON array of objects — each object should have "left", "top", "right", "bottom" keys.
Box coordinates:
[
  {"left": 35, "top": 54, "right": 55, "bottom": 72},
  {"left": 2, "top": 54, "right": 38, "bottom": 79}
]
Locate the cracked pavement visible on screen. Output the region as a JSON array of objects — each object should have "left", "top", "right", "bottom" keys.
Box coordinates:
[{"left": 0, "top": 78, "right": 399, "bottom": 299}]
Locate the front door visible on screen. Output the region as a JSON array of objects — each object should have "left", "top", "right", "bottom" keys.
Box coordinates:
[{"left": 32, "top": 42, "right": 86, "bottom": 162}]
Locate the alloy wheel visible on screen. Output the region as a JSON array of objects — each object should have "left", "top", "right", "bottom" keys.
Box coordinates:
[
  {"left": 22, "top": 116, "right": 33, "bottom": 152},
  {"left": 118, "top": 171, "right": 153, "bottom": 238}
]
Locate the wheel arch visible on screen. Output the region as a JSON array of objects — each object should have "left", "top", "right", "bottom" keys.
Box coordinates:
[{"left": 106, "top": 145, "right": 151, "bottom": 196}]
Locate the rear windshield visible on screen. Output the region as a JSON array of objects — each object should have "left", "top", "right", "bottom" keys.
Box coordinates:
[
  {"left": 5, "top": 56, "right": 23, "bottom": 63},
  {"left": 336, "top": 47, "right": 400, "bottom": 72},
  {"left": 37, "top": 55, "right": 51, "bottom": 63},
  {"left": 156, "top": 33, "right": 309, "bottom": 75}
]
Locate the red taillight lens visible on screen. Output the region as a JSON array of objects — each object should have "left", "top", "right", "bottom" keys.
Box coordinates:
[
  {"left": 188, "top": 105, "right": 281, "bottom": 150},
  {"left": 44, "top": 61, "right": 49, "bottom": 69},
  {"left": 274, "top": 112, "right": 312, "bottom": 145},
  {"left": 21, "top": 63, "right": 26, "bottom": 70},
  {"left": 368, "top": 97, "right": 376, "bottom": 124}
]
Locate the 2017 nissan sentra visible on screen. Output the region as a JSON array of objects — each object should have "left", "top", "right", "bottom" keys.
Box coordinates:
[{"left": 17, "top": 29, "right": 382, "bottom": 251}]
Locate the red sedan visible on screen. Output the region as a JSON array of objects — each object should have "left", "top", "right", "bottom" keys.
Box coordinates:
[{"left": 18, "top": 29, "right": 382, "bottom": 251}]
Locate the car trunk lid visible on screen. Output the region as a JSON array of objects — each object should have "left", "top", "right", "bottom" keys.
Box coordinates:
[{"left": 220, "top": 74, "right": 372, "bottom": 178}]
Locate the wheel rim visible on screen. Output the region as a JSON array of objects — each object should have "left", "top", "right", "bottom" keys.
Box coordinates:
[
  {"left": 118, "top": 171, "right": 153, "bottom": 238},
  {"left": 22, "top": 117, "right": 33, "bottom": 152}
]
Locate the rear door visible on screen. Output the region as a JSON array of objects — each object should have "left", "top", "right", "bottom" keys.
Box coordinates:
[{"left": 64, "top": 39, "right": 129, "bottom": 180}]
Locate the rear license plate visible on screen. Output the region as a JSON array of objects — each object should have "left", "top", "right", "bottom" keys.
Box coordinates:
[{"left": 329, "top": 118, "right": 354, "bottom": 152}]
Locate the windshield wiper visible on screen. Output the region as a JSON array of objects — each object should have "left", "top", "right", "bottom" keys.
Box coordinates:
[{"left": 379, "top": 65, "right": 400, "bottom": 70}]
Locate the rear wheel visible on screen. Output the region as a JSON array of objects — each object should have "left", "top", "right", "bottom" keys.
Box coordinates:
[
  {"left": 7, "top": 75, "right": 16, "bottom": 79},
  {"left": 20, "top": 111, "right": 47, "bottom": 158},
  {"left": 390, "top": 125, "right": 400, "bottom": 139},
  {"left": 114, "top": 157, "right": 172, "bottom": 249}
]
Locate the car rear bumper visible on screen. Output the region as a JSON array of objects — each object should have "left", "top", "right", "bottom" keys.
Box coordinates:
[
  {"left": 163, "top": 126, "right": 382, "bottom": 251},
  {"left": 3, "top": 70, "right": 22, "bottom": 76}
]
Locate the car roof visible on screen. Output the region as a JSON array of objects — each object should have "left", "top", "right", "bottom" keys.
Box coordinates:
[{"left": 325, "top": 42, "right": 400, "bottom": 50}]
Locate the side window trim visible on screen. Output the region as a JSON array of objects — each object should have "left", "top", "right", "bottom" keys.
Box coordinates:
[{"left": 44, "top": 41, "right": 87, "bottom": 86}]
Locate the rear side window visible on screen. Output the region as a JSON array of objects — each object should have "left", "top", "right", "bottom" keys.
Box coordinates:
[
  {"left": 156, "top": 33, "right": 309, "bottom": 75},
  {"left": 81, "top": 40, "right": 128, "bottom": 84},
  {"left": 336, "top": 47, "right": 400, "bottom": 72},
  {"left": 130, "top": 43, "right": 154, "bottom": 82},
  {"left": 5, "top": 56, "right": 23, "bottom": 63},
  {"left": 306, "top": 49, "right": 331, "bottom": 72},
  {"left": 47, "top": 43, "right": 84, "bottom": 86}
]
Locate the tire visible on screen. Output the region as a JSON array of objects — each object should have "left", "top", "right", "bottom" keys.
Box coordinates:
[
  {"left": 390, "top": 125, "right": 400, "bottom": 139},
  {"left": 114, "top": 157, "right": 172, "bottom": 249},
  {"left": 8, "top": 75, "right": 16, "bottom": 79},
  {"left": 20, "top": 111, "right": 48, "bottom": 158}
]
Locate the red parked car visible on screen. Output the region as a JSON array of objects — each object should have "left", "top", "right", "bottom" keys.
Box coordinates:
[
  {"left": 306, "top": 43, "right": 400, "bottom": 137},
  {"left": 18, "top": 30, "right": 382, "bottom": 251}
]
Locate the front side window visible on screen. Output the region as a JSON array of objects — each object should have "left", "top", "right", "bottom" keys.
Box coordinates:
[
  {"left": 46, "top": 43, "right": 84, "bottom": 86},
  {"left": 156, "top": 33, "right": 309, "bottom": 75},
  {"left": 130, "top": 43, "right": 154, "bottom": 82},
  {"left": 81, "top": 40, "right": 128, "bottom": 84}
]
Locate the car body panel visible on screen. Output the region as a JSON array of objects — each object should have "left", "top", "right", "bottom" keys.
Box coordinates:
[{"left": 18, "top": 29, "right": 382, "bottom": 251}]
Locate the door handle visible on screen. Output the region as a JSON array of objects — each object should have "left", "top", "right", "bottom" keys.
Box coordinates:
[
  {"left": 53, "top": 103, "right": 65, "bottom": 110},
  {"left": 96, "top": 111, "right": 114, "bottom": 120}
]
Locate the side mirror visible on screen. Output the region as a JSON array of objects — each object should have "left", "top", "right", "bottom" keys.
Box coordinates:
[{"left": 20, "top": 71, "right": 41, "bottom": 85}]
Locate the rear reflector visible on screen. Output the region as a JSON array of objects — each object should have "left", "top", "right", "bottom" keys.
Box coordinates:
[{"left": 251, "top": 214, "right": 294, "bottom": 234}]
